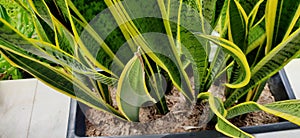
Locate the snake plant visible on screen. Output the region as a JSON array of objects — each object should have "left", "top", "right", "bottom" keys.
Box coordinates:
[{"left": 0, "top": 0, "right": 300, "bottom": 137}]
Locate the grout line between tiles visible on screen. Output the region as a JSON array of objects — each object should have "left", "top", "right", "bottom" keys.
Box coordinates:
[{"left": 26, "top": 80, "right": 39, "bottom": 138}]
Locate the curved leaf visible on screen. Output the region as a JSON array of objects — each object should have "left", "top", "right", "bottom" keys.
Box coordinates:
[
  {"left": 225, "top": 27, "right": 300, "bottom": 108},
  {"left": 116, "top": 52, "right": 155, "bottom": 121},
  {"left": 68, "top": 1, "right": 125, "bottom": 72},
  {"left": 227, "top": 100, "right": 300, "bottom": 126},
  {"left": 226, "top": 0, "right": 249, "bottom": 87},
  {"left": 198, "top": 35, "right": 251, "bottom": 89},
  {"left": 28, "top": 0, "right": 121, "bottom": 76},
  {"left": 198, "top": 92, "right": 253, "bottom": 138}
]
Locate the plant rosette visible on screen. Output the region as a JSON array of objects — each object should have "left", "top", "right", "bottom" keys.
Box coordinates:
[{"left": 75, "top": 0, "right": 217, "bottom": 135}]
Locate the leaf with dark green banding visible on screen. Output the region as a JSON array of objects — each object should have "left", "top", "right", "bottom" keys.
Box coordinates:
[
  {"left": 265, "top": 0, "right": 300, "bottom": 54},
  {"left": 0, "top": 17, "right": 117, "bottom": 85},
  {"left": 69, "top": 0, "right": 126, "bottom": 71},
  {"left": 198, "top": 35, "right": 251, "bottom": 89},
  {"left": 27, "top": 0, "right": 53, "bottom": 28},
  {"left": 116, "top": 53, "right": 155, "bottom": 122},
  {"left": 202, "top": 0, "right": 226, "bottom": 28},
  {"left": 176, "top": 0, "right": 211, "bottom": 93},
  {"left": 0, "top": 47, "right": 123, "bottom": 119},
  {"left": 215, "top": 0, "right": 229, "bottom": 33},
  {"left": 246, "top": 19, "right": 266, "bottom": 54},
  {"left": 225, "top": 28, "right": 300, "bottom": 108},
  {"left": 28, "top": 0, "right": 72, "bottom": 31},
  {"left": 227, "top": 0, "right": 248, "bottom": 52},
  {"left": 226, "top": 100, "right": 300, "bottom": 126},
  {"left": 29, "top": 0, "right": 75, "bottom": 54},
  {"left": 204, "top": 47, "right": 226, "bottom": 91},
  {"left": 247, "top": 0, "right": 265, "bottom": 28},
  {"left": 105, "top": 0, "right": 195, "bottom": 102},
  {"left": 200, "top": 0, "right": 216, "bottom": 24},
  {"left": 226, "top": 0, "right": 250, "bottom": 91}
]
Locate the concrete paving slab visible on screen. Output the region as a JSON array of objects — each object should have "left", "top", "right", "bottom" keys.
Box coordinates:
[
  {"left": 27, "top": 81, "right": 70, "bottom": 138},
  {"left": 0, "top": 79, "right": 38, "bottom": 138}
]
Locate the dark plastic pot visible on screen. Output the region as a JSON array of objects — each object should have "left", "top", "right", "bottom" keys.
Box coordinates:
[{"left": 67, "top": 70, "right": 299, "bottom": 138}]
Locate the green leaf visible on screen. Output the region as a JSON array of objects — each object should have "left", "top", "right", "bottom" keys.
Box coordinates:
[
  {"left": 198, "top": 35, "right": 251, "bottom": 89},
  {"left": 246, "top": 0, "right": 265, "bottom": 28},
  {"left": 225, "top": 27, "right": 300, "bottom": 108},
  {"left": 227, "top": 100, "right": 300, "bottom": 126},
  {"left": 0, "top": 17, "right": 116, "bottom": 85},
  {"left": 71, "top": 0, "right": 107, "bottom": 22},
  {"left": 176, "top": 0, "right": 211, "bottom": 92},
  {"left": 198, "top": 92, "right": 254, "bottom": 138},
  {"left": 246, "top": 19, "right": 266, "bottom": 54},
  {"left": 27, "top": 0, "right": 53, "bottom": 27},
  {"left": 28, "top": 0, "right": 75, "bottom": 54},
  {"left": 265, "top": 0, "right": 300, "bottom": 54},
  {"left": 144, "top": 60, "right": 169, "bottom": 114},
  {"left": 202, "top": 0, "right": 226, "bottom": 28},
  {"left": 249, "top": 80, "right": 267, "bottom": 102},
  {"left": 28, "top": 0, "right": 120, "bottom": 76},
  {"left": 70, "top": 1, "right": 126, "bottom": 71},
  {"left": 0, "top": 55, "right": 22, "bottom": 80},
  {"left": 227, "top": 0, "right": 248, "bottom": 52},
  {"left": 116, "top": 52, "right": 155, "bottom": 121},
  {"left": 29, "top": 0, "right": 72, "bottom": 31},
  {"left": 226, "top": 0, "right": 249, "bottom": 90},
  {"left": 204, "top": 46, "right": 227, "bottom": 91},
  {"left": 0, "top": 4, "right": 11, "bottom": 25},
  {"left": 214, "top": 0, "right": 229, "bottom": 33},
  {"left": 0, "top": 47, "right": 123, "bottom": 119}
]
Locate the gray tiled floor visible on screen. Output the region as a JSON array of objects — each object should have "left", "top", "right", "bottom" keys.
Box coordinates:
[
  {"left": 0, "top": 79, "right": 70, "bottom": 138},
  {"left": 27, "top": 81, "right": 70, "bottom": 138},
  {"left": 0, "top": 79, "right": 38, "bottom": 138}
]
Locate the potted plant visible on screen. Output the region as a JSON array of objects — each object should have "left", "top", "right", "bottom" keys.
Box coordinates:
[
  {"left": 68, "top": 69, "right": 299, "bottom": 138},
  {"left": 0, "top": 0, "right": 300, "bottom": 137}
]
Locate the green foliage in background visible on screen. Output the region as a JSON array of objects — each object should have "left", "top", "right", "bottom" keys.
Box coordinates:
[
  {"left": 0, "top": 54, "right": 22, "bottom": 79},
  {"left": 0, "top": 0, "right": 34, "bottom": 80}
]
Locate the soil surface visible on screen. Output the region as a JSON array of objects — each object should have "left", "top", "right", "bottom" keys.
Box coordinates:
[{"left": 85, "top": 83, "right": 278, "bottom": 137}]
